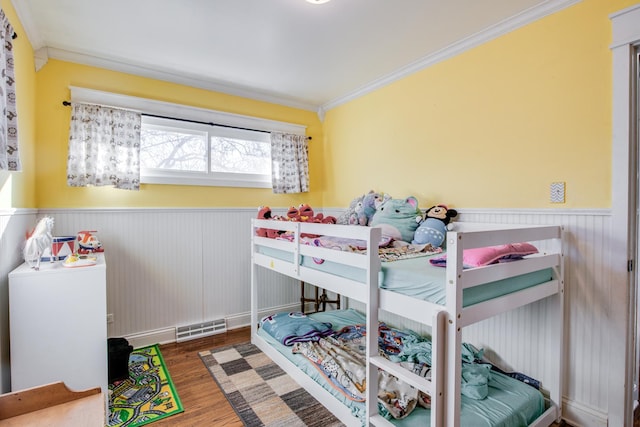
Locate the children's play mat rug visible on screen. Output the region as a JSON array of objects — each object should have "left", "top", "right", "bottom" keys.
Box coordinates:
[
  {"left": 108, "top": 344, "right": 183, "bottom": 427},
  {"left": 199, "top": 342, "right": 343, "bottom": 426}
]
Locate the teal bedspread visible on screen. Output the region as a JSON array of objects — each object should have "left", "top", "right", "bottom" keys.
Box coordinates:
[
  {"left": 257, "top": 309, "right": 545, "bottom": 426},
  {"left": 257, "top": 246, "right": 552, "bottom": 307}
]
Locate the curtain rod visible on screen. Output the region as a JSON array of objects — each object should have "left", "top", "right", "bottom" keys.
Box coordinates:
[{"left": 61, "top": 100, "right": 311, "bottom": 140}]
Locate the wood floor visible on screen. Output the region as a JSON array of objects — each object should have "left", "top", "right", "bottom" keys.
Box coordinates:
[
  {"left": 150, "top": 327, "right": 250, "bottom": 426},
  {"left": 146, "top": 326, "right": 616, "bottom": 427}
]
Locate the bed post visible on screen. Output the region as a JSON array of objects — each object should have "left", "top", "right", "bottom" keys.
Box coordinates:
[
  {"left": 446, "top": 230, "right": 464, "bottom": 427},
  {"left": 366, "top": 226, "right": 382, "bottom": 424},
  {"left": 549, "top": 226, "right": 565, "bottom": 421},
  {"left": 250, "top": 219, "right": 258, "bottom": 343}
]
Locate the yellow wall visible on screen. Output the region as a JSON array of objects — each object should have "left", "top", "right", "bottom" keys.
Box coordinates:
[
  {"left": 19, "top": 0, "right": 640, "bottom": 210},
  {"left": 322, "top": 0, "right": 635, "bottom": 209},
  {"left": 35, "top": 60, "right": 324, "bottom": 208},
  {"left": 0, "top": 0, "right": 36, "bottom": 209}
]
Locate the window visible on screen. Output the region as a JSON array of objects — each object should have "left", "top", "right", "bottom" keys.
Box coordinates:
[
  {"left": 140, "top": 116, "right": 272, "bottom": 188},
  {"left": 69, "top": 86, "right": 307, "bottom": 188}
]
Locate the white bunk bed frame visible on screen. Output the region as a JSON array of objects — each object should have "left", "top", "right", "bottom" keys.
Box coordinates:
[{"left": 250, "top": 218, "right": 564, "bottom": 427}]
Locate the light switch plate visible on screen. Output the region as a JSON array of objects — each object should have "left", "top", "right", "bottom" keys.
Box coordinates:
[{"left": 550, "top": 182, "right": 565, "bottom": 203}]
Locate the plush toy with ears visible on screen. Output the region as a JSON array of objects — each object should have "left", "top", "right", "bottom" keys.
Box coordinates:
[
  {"left": 362, "top": 191, "right": 391, "bottom": 225},
  {"left": 369, "top": 196, "right": 422, "bottom": 242},
  {"left": 412, "top": 205, "right": 458, "bottom": 247}
]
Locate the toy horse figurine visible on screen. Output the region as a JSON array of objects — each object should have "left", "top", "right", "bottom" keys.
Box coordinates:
[{"left": 23, "top": 216, "right": 54, "bottom": 270}]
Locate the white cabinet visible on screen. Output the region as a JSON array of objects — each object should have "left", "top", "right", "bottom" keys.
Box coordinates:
[{"left": 8, "top": 254, "right": 107, "bottom": 396}]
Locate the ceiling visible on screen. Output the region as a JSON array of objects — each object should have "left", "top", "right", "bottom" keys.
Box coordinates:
[{"left": 11, "top": 0, "right": 576, "bottom": 112}]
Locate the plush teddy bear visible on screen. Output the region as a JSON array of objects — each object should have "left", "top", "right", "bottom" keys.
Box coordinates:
[
  {"left": 369, "top": 196, "right": 422, "bottom": 242},
  {"left": 412, "top": 205, "right": 458, "bottom": 247}
]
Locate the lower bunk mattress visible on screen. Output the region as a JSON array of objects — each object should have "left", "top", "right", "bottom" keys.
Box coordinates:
[
  {"left": 256, "top": 308, "right": 545, "bottom": 426},
  {"left": 256, "top": 245, "right": 553, "bottom": 307}
]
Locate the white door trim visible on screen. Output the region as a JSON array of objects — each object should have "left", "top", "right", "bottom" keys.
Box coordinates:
[{"left": 610, "top": 4, "right": 640, "bottom": 426}]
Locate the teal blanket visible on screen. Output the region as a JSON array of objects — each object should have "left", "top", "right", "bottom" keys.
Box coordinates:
[{"left": 260, "top": 311, "right": 334, "bottom": 346}]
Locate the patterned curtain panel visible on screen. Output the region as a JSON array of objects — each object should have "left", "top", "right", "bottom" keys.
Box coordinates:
[
  {"left": 270, "top": 132, "right": 309, "bottom": 194},
  {"left": 67, "top": 103, "right": 141, "bottom": 190},
  {"left": 0, "top": 9, "right": 19, "bottom": 171}
]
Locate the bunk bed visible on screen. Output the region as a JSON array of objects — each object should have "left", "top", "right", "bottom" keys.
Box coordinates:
[{"left": 250, "top": 218, "right": 564, "bottom": 427}]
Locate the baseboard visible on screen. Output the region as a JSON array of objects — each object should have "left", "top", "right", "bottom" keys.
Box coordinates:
[
  {"left": 122, "top": 327, "right": 176, "bottom": 349},
  {"left": 122, "top": 302, "right": 304, "bottom": 348},
  {"left": 562, "top": 397, "right": 607, "bottom": 427}
]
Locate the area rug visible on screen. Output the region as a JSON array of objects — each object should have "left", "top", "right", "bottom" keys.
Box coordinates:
[
  {"left": 108, "top": 344, "right": 184, "bottom": 427},
  {"left": 199, "top": 342, "right": 344, "bottom": 426}
]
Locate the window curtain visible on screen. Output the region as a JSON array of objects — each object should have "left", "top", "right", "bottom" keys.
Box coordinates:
[
  {"left": 270, "top": 132, "right": 309, "bottom": 194},
  {"left": 0, "top": 9, "right": 19, "bottom": 171},
  {"left": 67, "top": 103, "right": 141, "bottom": 190}
]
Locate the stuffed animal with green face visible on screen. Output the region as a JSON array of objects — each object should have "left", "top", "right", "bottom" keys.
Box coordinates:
[{"left": 369, "top": 196, "right": 422, "bottom": 242}]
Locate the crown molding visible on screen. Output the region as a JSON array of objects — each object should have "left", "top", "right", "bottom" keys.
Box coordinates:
[
  {"left": 320, "top": 0, "right": 581, "bottom": 112},
  {"left": 13, "top": 0, "right": 579, "bottom": 117}
]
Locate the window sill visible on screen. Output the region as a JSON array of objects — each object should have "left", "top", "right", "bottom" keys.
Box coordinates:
[{"left": 141, "top": 175, "right": 272, "bottom": 189}]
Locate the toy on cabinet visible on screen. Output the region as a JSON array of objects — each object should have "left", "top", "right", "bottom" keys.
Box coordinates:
[
  {"left": 23, "top": 217, "right": 54, "bottom": 270},
  {"left": 77, "top": 231, "right": 104, "bottom": 254}
]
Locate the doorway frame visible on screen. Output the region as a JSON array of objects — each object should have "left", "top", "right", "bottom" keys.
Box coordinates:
[{"left": 611, "top": 4, "right": 640, "bottom": 426}]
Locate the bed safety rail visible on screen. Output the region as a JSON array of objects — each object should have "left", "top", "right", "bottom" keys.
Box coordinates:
[{"left": 251, "top": 218, "right": 382, "bottom": 303}]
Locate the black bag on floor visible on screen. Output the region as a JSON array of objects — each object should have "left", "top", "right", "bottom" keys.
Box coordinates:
[{"left": 107, "top": 337, "right": 133, "bottom": 384}]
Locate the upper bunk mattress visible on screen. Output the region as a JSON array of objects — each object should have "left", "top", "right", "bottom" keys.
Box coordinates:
[{"left": 256, "top": 246, "right": 552, "bottom": 307}]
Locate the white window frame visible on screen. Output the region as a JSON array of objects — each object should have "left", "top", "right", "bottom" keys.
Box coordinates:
[
  {"left": 140, "top": 116, "right": 273, "bottom": 188},
  {"left": 69, "top": 86, "right": 308, "bottom": 188}
]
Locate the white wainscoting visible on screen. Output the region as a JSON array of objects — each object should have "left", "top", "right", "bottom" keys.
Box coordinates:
[
  {"left": 36, "top": 207, "right": 610, "bottom": 425},
  {"left": 38, "top": 208, "right": 302, "bottom": 341}
]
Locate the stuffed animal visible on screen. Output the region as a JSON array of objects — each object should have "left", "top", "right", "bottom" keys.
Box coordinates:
[
  {"left": 298, "top": 203, "right": 314, "bottom": 222},
  {"left": 287, "top": 204, "right": 336, "bottom": 224},
  {"left": 369, "top": 196, "right": 422, "bottom": 242},
  {"left": 286, "top": 206, "right": 301, "bottom": 221},
  {"left": 256, "top": 206, "right": 278, "bottom": 238},
  {"left": 361, "top": 191, "right": 391, "bottom": 225},
  {"left": 353, "top": 200, "right": 368, "bottom": 225},
  {"left": 338, "top": 191, "right": 390, "bottom": 226},
  {"left": 412, "top": 205, "right": 458, "bottom": 247},
  {"left": 256, "top": 206, "right": 272, "bottom": 237},
  {"left": 337, "top": 194, "right": 365, "bottom": 225},
  {"left": 23, "top": 216, "right": 54, "bottom": 270},
  {"left": 321, "top": 215, "right": 337, "bottom": 224}
]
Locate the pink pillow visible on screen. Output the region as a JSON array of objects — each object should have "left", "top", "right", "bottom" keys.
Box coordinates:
[{"left": 430, "top": 242, "right": 538, "bottom": 268}]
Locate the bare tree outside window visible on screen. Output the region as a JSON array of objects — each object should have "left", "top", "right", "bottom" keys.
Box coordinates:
[
  {"left": 140, "top": 127, "right": 207, "bottom": 172},
  {"left": 210, "top": 136, "right": 271, "bottom": 174},
  {"left": 139, "top": 116, "right": 272, "bottom": 188}
]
